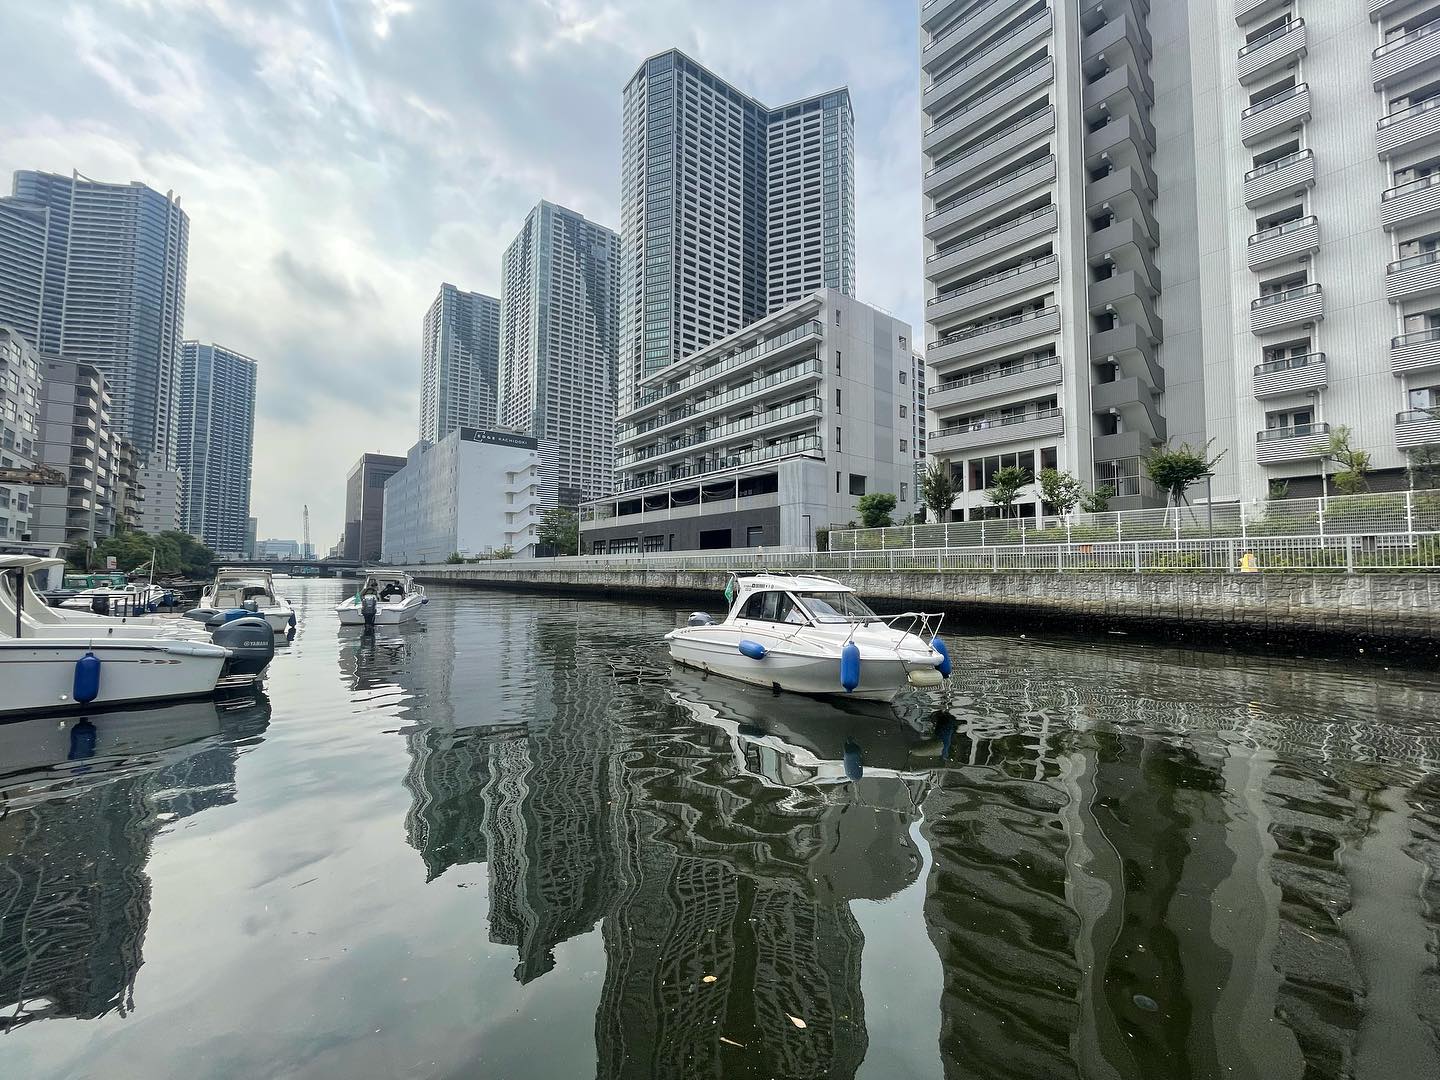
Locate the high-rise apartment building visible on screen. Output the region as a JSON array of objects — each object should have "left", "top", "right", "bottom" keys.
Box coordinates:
[
  {"left": 0, "top": 201, "right": 49, "bottom": 346},
  {"left": 0, "top": 326, "right": 43, "bottom": 547},
  {"left": 498, "top": 201, "right": 619, "bottom": 505},
  {"left": 617, "top": 49, "right": 855, "bottom": 412},
  {"left": 138, "top": 464, "right": 183, "bottom": 536},
  {"left": 343, "top": 452, "right": 407, "bottom": 562},
  {"left": 30, "top": 357, "right": 120, "bottom": 549},
  {"left": 919, "top": 0, "right": 1440, "bottom": 519},
  {"left": 175, "top": 342, "right": 257, "bottom": 556},
  {"left": 419, "top": 283, "right": 501, "bottom": 444},
  {"left": 4, "top": 171, "right": 189, "bottom": 468}
]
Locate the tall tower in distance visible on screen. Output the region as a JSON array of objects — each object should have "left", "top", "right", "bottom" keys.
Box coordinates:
[
  {"left": 499, "top": 201, "right": 619, "bottom": 505},
  {"left": 176, "top": 342, "right": 257, "bottom": 557},
  {"left": 617, "top": 49, "right": 855, "bottom": 413},
  {"left": 419, "top": 282, "right": 501, "bottom": 444},
  {"left": 6, "top": 170, "right": 189, "bottom": 468}
]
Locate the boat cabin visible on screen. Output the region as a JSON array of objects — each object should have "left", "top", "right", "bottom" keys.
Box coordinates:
[
  {"left": 358, "top": 572, "right": 412, "bottom": 601},
  {"left": 728, "top": 575, "right": 881, "bottom": 627}
]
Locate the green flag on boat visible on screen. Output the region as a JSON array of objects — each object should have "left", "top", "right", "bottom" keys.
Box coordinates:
[{"left": 724, "top": 579, "right": 734, "bottom": 605}]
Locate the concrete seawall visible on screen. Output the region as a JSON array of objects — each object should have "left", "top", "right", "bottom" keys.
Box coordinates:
[{"left": 408, "top": 566, "right": 1440, "bottom": 652}]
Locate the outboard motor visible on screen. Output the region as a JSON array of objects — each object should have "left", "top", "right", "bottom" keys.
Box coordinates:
[
  {"left": 360, "top": 593, "right": 378, "bottom": 628},
  {"left": 204, "top": 608, "right": 253, "bottom": 628},
  {"left": 91, "top": 594, "right": 109, "bottom": 616},
  {"left": 687, "top": 612, "right": 714, "bottom": 627},
  {"left": 212, "top": 615, "right": 276, "bottom": 680},
  {"left": 183, "top": 607, "right": 214, "bottom": 623}
]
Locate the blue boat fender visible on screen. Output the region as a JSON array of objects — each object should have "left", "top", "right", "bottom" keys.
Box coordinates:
[
  {"left": 288, "top": 612, "right": 297, "bottom": 628},
  {"left": 420, "top": 596, "right": 429, "bottom": 605},
  {"left": 738, "top": 640, "right": 768, "bottom": 660},
  {"left": 932, "top": 636, "right": 953, "bottom": 679},
  {"left": 73, "top": 650, "right": 102, "bottom": 704},
  {"left": 840, "top": 642, "right": 861, "bottom": 693}
]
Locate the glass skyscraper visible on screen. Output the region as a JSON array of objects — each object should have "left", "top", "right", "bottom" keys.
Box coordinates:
[
  {"left": 617, "top": 50, "right": 855, "bottom": 412},
  {"left": 5, "top": 170, "right": 189, "bottom": 468},
  {"left": 177, "top": 342, "right": 257, "bottom": 557},
  {"left": 499, "top": 201, "right": 619, "bottom": 504},
  {"left": 419, "top": 283, "right": 501, "bottom": 444}
]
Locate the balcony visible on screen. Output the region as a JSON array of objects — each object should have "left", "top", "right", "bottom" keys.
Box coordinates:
[
  {"left": 920, "top": 0, "right": 966, "bottom": 33},
  {"left": 928, "top": 306, "right": 1061, "bottom": 368},
  {"left": 1248, "top": 215, "right": 1320, "bottom": 270},
  {"left": 1250, "top": 283, "right": 1324, "bottom": 333},
  {"left": 1256, "top": 423, "right": 1331, "bottom": 464},
  {"left": 617, "top": 398, "right": 823, "bottom": 469},
  {"left": 1372, "top": 0, "right": 1414, "bottom": 18},
  {"left": 1235, "top": 0, "right": 1290, "bottom": 23},
  {"left": 633, "top": 321, "right": 823, "bottom": 411},
  {"left": 927, "top": 256, "right": 1059, "bottom": 325},
  {"left": 1085, "top": 113, "right": 1154, "bottom": 164},
  {"left": 924, "top": 156, "right": 1056, "bottom": 241},
  {"left": 1237, "top": 19, "right": 1306, "bottom": 85},
  {"left": 923, "top": 9, "right": 1054, "bottom": 112},
  {"left": 616, "top": 434, "right": 825, "bottom": 495},
  {"left": 1374, "top": 20, "right": 1440, "bottom": 90},
  {"left": 1383, "top": 174, "right": 1440, "bottom": 230},
  {"left": 929, "top": 407, "right": 1065, "bottom": 454},
  {"left": 1392, "top": 328, "right": 1440, "bottom": 374},
  {"left": 1386, "top": 249, "right": 1440, "bottom": 301},
  {"left": 1253, "top": 352, "right": 1328, "bottom": 398},
  {"left": 1244, "top": 149, "right": 1315, "bottom": 209},
  {"left": 1082, "top": 61, "right": 1154, "bottom": 119},
  {"left": 927, "top": 356, "right": 1063, "bottom": 411},
  {"left": 922, "top": 0, "right": 1035, "bottom": 74},
  {"left": 1241, "top": 84, "right": 1310, "bottom": 147},
  {"left": 1091, "top": 378, "right": 1167, "bottom": 441},
  {"left": 1378, "top": 97, "right": 1440, "bottom": 159},
  {"left": 923, "top": 59, "right": 1054, "bottom": 156},
  {"left": 923, "top": 107, "right": 1056, "bottom": 198},
  {"left": 927, "top": 206, "right": 1058, "bottom": 281},
  {"left": 1396, "top": 409, "right": 1440, "bottom": 449}
]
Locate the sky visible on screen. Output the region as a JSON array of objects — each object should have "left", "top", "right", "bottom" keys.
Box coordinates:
[{"left": 0, "top": 0, "right": 924, "bottom": 549}]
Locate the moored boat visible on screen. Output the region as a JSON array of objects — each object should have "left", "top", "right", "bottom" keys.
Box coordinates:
[
  {"left": 336, "top": 570, "right": 426, "bottom": 626},
  {"left": 188, "top": 567, "right": 297, "bottom": 633}
]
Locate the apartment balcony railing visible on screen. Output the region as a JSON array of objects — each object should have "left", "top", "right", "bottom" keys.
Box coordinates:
[
  {"left": 1237, "top": 18, "right": 1306, "bottom": 85},
  {"left": 632, "top": 320, "right": 822, "bottom": 411},
  {"left": 924, "top": 155, "right": 1056, "bottom": 240},
  {"left": 928, "top": 306, "right": 1061, "bottom": 367},
  {"left": 923, "top": 58, "right": 1053, "bottom": 155},
  {"left": 1382, "top": 172, "right": 1440, "bottom": 230},
  {"left": 1250, "top": 283, "right": 1324, "bottom": 333},
  {"left": 1372, "top": 0, "right": 1414, "bottom": 19},
  {"left": 1241, "top": 83, "right": 1310, "bottom": 146},
  {"left": 1373, "top": 19, "right": 1440, "bottom": 90},
  {"left": 927, "top": 356, "right": 1063, "bottom": 411},
  {"left": 1236, "top": 0, "right": 1291, "bottom": 23},
  {"left": 616, "top": 434, "right": 824, "bottom": 495},
  {"left": 922, "top": 0, "right": 1033, "bottom": 72},
  {"left": 924, "top": 107, "right": 1056, "bottom": 198},
  {"left": 926, "top": 255, "right": 1059, "bottom": 324},
  {"left": 927, "top": 206, "right": 1057, "bottom": 281},
  {"left": 923, "top": 8, "right": 1053, "bottom": 111},
  {"left": 1396, "top": 409, "right": 1440, "bottom": 448},
  {"left": 1386, "top": 248, "right": 1440, "bottom": 301},
  {"left": 1256, "top": 422, "right": 1331, "bottom": 464},
  {"left": 920, "top": 0, "right": 966, "bottom": 33},
  {"left": 617, "top": 397, "right": 821, "bottom": 468},
  {"left": 1392, "top": 327, "right": 1440, "bottom": 374},
  {"left": 929, "top": 407, "right": 1065, "bottom": 454},
  {"left": 1247, "top": 214, "right": 1320, "bottom": 270},
  {"left": 1377, "top": 95, "right": 1440, "bottom": 158},
  {"left": 619, "top": 359, "right": 821, "bottom": 445},
  {"left": 1252, "top": 351, "right": 1328, "bottom": 398}
]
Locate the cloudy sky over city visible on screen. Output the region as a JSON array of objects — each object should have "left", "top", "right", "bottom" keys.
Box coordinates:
[{"left": 0, "top": 0, "right": 922, "bottom": 546}]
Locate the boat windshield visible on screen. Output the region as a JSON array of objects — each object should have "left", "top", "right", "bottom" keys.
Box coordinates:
[{"left": 795, "top": 591, "right": 879, "bottom": 623}]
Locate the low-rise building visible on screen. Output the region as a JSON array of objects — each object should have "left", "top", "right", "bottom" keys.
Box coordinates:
[
  {"left": 381, "top": 428, "right": 557, "bottom": 563},
  {"left": 581, "top": 290, "right": 917, "bottom": 552}
]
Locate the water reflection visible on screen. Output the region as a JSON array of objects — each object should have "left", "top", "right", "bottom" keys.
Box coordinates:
[{"left": 0, "top": 694, "right": 270, "bottom": 1031}]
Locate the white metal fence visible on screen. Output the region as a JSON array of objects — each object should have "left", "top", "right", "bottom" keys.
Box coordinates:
[
  {"left": 412, "top": 531, "right": 1440, "bottom": 576},
  {"left": 826, "top": 491, "right": 1440, "bottom": 551}
]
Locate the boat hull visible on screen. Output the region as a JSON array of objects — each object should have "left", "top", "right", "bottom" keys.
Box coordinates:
[
  {"left": 667, "top": 633, "right": 932, "bottom": 703},
  {"left": 336, "top": 599, "right": 422, "bottom": 625},
  {"left": 0, "top": 639, "right": 229, "bottom": 716}
]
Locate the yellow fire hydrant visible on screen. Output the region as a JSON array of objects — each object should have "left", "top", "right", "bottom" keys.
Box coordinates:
[{"left": 1239, "top": 551, "right": 1259, "bottom": 574}]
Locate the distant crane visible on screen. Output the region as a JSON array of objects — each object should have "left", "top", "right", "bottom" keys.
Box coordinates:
[{"left": 302, "top": 504, "right": 312, "bottom": 559}]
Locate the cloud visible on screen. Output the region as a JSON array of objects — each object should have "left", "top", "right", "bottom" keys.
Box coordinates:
[{"left": 0, "top": 0, "right": 922, "bottom": 547}]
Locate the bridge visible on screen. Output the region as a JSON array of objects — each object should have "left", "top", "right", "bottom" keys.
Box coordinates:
[{"left": 213, "top": 558, "right": 362, "bottom": 577}]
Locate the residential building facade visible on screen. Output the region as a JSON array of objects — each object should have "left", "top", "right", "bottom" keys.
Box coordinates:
[
  {"left": 498, "top": 201, "right": 620, "bottom": 505},
  {"left": 617, "top": 50, "right": 856, "bottom": 413},
  {"left": 6, "top": 170, "right": 189, "bottom": 468},
  {"left": 0, "top": 200, "right": 49, "bottom": 346},
  {"left": 30, "top": 357, "right": 118, "bottom": 549},
  {"left": 381, "top": 428, "right": 559, "bottom": 563},
  {"left": 0, "top": 326, "right": 43, "bottom": 545},
  {"left": 138, "top": 464, "right": 183, "bottom": 536},
  {"left": 919, "top": 0, "right": 1440, "bottom": 517},
  {"left": 581, "top": 291, "right": 917, "bottom": 552},
  {"left": 343, "top": 452, "right": 407, "bottom": 562},
  {"left": 420, "top": 283, "right": 501, "bottom": 444},
  {"left": 176, "top": 342, "right": 257, "bottom": 556}
]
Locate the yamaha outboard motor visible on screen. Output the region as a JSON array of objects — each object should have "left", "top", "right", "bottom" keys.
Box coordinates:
[
  {"left": 212, "top": 615, "right": 276, "bottom": 680},
  {"left": 360, "top": 593, "right": 378, "bottom": 629}
]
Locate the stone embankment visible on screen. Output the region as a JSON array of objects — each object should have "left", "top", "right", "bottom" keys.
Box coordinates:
[{"left": 409, "top": 565, "right": 1440, "bottom": 653}]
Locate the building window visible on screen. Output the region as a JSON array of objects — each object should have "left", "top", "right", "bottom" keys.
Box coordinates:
[
  {"left": 644, "top": 534, "right": 665, "bottom": 553},
  {"left": 849, "top": 474, "right": 867, "bottom": 496},
  {"left": 835, "top": 350, "right": 841, "bottom": 374},
  {"left": 835, "top": 426, "right": 842, "bottom": 452},
  {"left": 746, "top": 526, "right": 765, "bottom": 547},
  {"left": 899, "top": 370, "right": 907, "bottom": 385},
  {"left": 901, "top": 439, "right": 908, "bottom": 453},
  {"left": 835, "top": 387, "right": 842, "bottom": 412},
  {"left": 834, "top": 309, "right": 841, "bottom": 326},
  {"left": 836, "top": 470, "right": 841, "bottom": 493},
  {"left": 899, "top": 336, "right": 906, "bottom": 350},
  {"left": 900, "top": 482, "right": 908, "bottom": 501},
  {"left": 900, "top": 405, "right": 907, "bottom": 418}
]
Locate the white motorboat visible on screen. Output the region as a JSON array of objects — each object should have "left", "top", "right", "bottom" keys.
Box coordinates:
[
  {"left": 336, "top": 570, "right": 426, "bottom": 626},
  {"left": 664, "top": 574, "right": 952, "bottom": 703},
  {"left": 191, "top": 567, "right": 297, "bottom": 633},
  {"left": 0, "top": 557, "right": 236, "bottom": 716},
  {"left": 58, "top": 580, "right": 168, "bottom": 614}
]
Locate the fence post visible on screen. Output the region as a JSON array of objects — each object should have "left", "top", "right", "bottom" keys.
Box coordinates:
[
  {"left": 937, "top": 549, "right": 943, "bottom": 573},
  {"left": 1240, "top": 500, "right": 1248, "bottom": 544},
  {"left": 849, "top": 551, "right": 854, "bottom": 572},
  {"left": 1406, "top": 489, "right": 1415, "bottom": 539},
  {"left": 1133, "top": 542, "right": 1142, "bottom": 573},
  {"left": 889, "top": 551, "right": 895, "bottom": 572},
  {"left": 1345, "top": 535, "right": 1356, "bottom": 574},
  {"left": 1117, "top": 515, "right": 1123, "bottom": 542},
  {"left": 1318, "top": 498, "right": 1325, "bottom": 538},
  {"left": 1227, "top": 539, "right": 1236, "bottom": 572},
  {"left": 992, "top": 547, "right": 999, "bottom": 573},
  {"left": 1021, "top": 519, "right": 1027, "bottom": 550},
  {"left": 981, "top": 519, "right": 987, "bottom": 546}
]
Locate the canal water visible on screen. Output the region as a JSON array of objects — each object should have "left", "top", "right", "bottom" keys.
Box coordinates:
[{"left": 2, "top": 580, "right": 1439, "bottom": 1079}]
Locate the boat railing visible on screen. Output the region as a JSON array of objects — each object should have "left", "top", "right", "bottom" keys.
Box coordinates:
[{"left": 838, "top": 610, "right": 947, "bottom": 650}]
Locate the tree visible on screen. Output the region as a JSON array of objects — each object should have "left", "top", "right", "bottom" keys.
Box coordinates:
[
  {"left": 445, "top": 551, "right": 465, "bottom": 564},
  {"left": 855, "top": 492, "right": 897, "bottom": 529},
  {"left": 1408, "top": 443, "right": 1440, "bottom": 490},
  {"left": 1080, "top": 485, "right": 1115, "bottom": 514},
  {"left": 985, "top": 466, "right": 1029, "bottom": 518},
  {"left": 920, "top": 460, "right": 958, "bottom": 524},
  {"left": 1326, "top": 426, "right": 1372, "bottom": 496},
  {"left": 90, "top": 530, "right": 214, "bottom": 578},
  {"left": 1144, "top": 440, "right": 1225, "bottom": 511},
  {"left": 537, "top": 507, "right": 580, "bottom": 556},
  {"left": 1038, "top": 468, "right": 1083, "bottom": 516}
]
